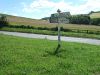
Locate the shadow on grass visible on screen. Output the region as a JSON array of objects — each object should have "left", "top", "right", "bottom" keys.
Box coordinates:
[
  {"left": 42, "top": 45, "right": 66, "bottom": 58},
  {"left": 54, "top": 44, "right": 61, "bottom": 55}
]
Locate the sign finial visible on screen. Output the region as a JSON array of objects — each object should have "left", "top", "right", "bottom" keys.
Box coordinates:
[{"left": 57, "top": 9, "right": 61, "bottom": 13}]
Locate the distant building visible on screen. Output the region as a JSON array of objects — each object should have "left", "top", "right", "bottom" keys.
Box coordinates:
[{"left": 49, "top": 12, "right": 71, "bottom": 24}]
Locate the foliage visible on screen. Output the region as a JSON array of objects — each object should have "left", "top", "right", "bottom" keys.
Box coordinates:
[
  {"left": 90, "top": 18, "right": 100, "bottom": 25},
  {"left": 41, "top": 17, "right": 50, "bottom": 20},
  {"left": 0, "top": 14, "right": 9, "bottom": 28},
  {"left": 70, "top": 15, "right": 90, "bottom": 24},
  {"left": 0, "top": 34, "right": 100, "bottom": 75},
  {"left": 5, "top": 24, "right": 100, "bottom": 35}
]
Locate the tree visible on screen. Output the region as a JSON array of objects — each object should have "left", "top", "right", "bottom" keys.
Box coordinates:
[
  {"left": 70, "top": 15, "right": 90, "bottom": 24},
  {"left": 90, "top": 18, "right": 100, "bottom": 25},
  {"left": 0, "top": 14, "right": 8, "bottom": 28}
]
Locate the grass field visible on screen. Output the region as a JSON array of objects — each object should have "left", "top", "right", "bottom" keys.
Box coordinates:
[{"left": 0, "top": 34, "right": 100, "bottom": 75}]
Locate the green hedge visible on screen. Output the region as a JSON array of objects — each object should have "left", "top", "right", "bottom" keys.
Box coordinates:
[
  {"left": 0, "top": 14, "right": 9, "bottom": 28},
  {"left": 4, "top": 25, "right": 100, "bottom": 35},
  {"left": 90, "top": 18, "right": 100, "bottom": 25},
  {"left": 70, "top": 15, "right": 90, "bottom": 24}
]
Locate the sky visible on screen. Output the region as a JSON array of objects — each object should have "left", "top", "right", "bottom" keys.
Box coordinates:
[{"left": 0, "top": 0, "right": 100, "bottom": 19}]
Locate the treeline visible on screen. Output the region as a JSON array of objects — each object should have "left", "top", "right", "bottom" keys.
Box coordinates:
[
  {"left": 90, "top": 18, "right": 100, "bottom": 25},
  {"left": 69, "top": 15, "right": 90, "bottom": 24},
  {"left": 69, "top": 15, "right": 100, "bottom": 25},
  {"left": 41, "top": 17, "right": 50, "bottom": 20}
]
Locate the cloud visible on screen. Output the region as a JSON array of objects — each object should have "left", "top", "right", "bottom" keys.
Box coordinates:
[
  {"left": 22, "top": 0, "right": 100, "bottom": 18},
  {"left": 73, "top": 0, "right": 100, "bottom": 14},
  {"left": 22, "top": 0, "right": 72, "bottom": 17}
]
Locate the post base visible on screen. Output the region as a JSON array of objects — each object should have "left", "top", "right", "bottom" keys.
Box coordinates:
[{"left": 54, "top": 44, "right": 61, "bottom": 54}]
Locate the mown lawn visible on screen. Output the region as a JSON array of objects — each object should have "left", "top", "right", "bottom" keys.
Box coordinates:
[{"left": 0, "top": 34, "right": 100, "bottom": 75}]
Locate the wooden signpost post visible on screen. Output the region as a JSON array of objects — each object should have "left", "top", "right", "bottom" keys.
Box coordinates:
[
  {"left": 54, "top": 9, "right": 61, "bottom": 54},
  {"left": 57, "top": 9, "right": 61, "bottom": 48}
]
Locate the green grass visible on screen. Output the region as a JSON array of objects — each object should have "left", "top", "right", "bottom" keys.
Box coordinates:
[{"left": 0, "top": 34, "right": 100, "bottom": 75}]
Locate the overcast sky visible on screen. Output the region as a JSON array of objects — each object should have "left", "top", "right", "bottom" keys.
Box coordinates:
[{"left": 0, "top": 0, "right": 100, "bottom": 19}]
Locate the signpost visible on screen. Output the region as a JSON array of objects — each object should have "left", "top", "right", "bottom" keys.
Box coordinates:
[
  {"left": 54, "top": 9, "right": 61, "bottom": 54},
  {"left": 57, "top": 9, "right": 61, "bottom": 48}
]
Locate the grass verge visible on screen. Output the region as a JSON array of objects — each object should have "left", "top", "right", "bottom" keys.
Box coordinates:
[
  {"left": 0, "top": 34, "right": 100, "bottom": 75},
  {"left": 0, "top": 27, "right": 100, "bottom": 39}
]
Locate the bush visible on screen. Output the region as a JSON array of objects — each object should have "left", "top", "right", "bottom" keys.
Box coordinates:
[
  {"left": 90, "top": 18, "right": 100, "bottom": 25},
  {"left": 70, "top": 15, "right": 90, "bottom": 24},
  {"left": 0, "top": 14, "right": 9, "bottom": 28}
]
